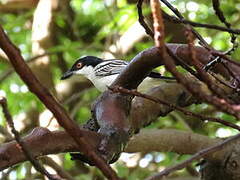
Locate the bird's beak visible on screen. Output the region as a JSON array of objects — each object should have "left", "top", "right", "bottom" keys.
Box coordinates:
[{"left": 61, "top": 70, "right": 73, "bottom": 80}]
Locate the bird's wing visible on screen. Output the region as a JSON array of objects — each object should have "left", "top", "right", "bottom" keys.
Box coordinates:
[
  {"left": 94, "top": 59, "right": 175, "bottom": 80},
  {"left": 94, "top": 60, "right": 128, "bottom": 76}
]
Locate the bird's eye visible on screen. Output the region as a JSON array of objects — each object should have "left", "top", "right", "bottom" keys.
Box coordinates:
[{"left": 76, "top": 63, "right": 82, "bottom": 69}]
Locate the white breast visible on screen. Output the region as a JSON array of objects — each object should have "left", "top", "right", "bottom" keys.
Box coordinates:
[
  {"left": 90, "top": 75, "right": 163, "bottom": 92},
  {"left": 90, "top": 74, "right": 119, "bottom": 92}
]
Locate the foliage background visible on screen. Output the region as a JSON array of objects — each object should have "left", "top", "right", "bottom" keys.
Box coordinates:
[{"left": 0, "top": 0, "right": 240, "bottom": 179}]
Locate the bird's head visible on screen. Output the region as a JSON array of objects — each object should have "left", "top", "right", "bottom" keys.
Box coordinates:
[{"left": 61, "top": 56, "right": 103, "bottom": 80}]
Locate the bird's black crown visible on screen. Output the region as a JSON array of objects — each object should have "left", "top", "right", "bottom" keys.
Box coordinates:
[
  {"left": 61, "top": 56, "right": 103, "bottom": 80},
  {"left": 72, "top": 56, "right": 103, "bottom": 70}
]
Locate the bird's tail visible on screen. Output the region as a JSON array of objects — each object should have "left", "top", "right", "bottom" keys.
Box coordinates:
[
  {"left": 149, "top": 71, "right": 175, "bottom": 80},
  {"left": 138, "top": 76, "right": 175, "bottom": 92}
]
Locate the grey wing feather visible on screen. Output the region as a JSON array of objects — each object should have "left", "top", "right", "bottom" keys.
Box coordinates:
[{"left": 95, "top": 60, "right": 128, "bottom": 76}]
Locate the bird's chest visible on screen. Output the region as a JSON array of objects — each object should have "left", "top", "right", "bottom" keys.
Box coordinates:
[{"left": 89, "top": 74, "right": 118, "bottom": 92}]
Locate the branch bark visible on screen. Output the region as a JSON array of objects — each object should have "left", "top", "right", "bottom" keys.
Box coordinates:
[{"left": 0, "top": 127, "right": 237, "bottom": 171}]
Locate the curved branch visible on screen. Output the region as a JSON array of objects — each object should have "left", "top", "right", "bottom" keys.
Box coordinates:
[
  {"left": 126, "top": 129, "right": 220, "bottom": 156},
  {"left": 92, "top": 43, "right": 240, "bottom": 163},
  {"left": 0, "top": 127, "right": 101, "bottom": 171},
  {"left": 0, "top": 128, "right": 224, "bottom": 170}
]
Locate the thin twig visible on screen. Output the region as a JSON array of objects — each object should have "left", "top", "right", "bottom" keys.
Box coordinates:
[
  {"left": 162, "top": 11, "right": 240, "bottom": 35},
  {"left": 211, "top": 0, "right": 238, "bottom": 69},
  {"left": 137, "top": 0, "right": 154, "bottom": 38},
  {"left": 42, "top": 157, "right": 75, "bottom": 180},
  {"left": 162, "top": 0, "right": 240, "bottom": 87},
  {"left": 0, "top": 52, "right": 55, "bottom": 82},
  {"left": 212, "top": 0, "right": 237, "bottom": 49},
  {"left": 0, "top": 124, "right": 13, "bottom": 141},
  {"left": 211, "top": 51, "right": 240, "bottom": 67},
  {"left": 185, "top": 27, "right": 231, "bottom": 101},
  {"left": 137, "top": 0, "right": 200, "bottom": 79},
  {"left": 156, "top": 0, "right": 240, "bottom": 70},
  {"left": 212, "top": 0, "right": 231, "bottom": 28},
  {"left": 166, "top": 46, "right": 199, "bottom": 78},
  {"left": 0, "top": 97, "right": 59, "bottom": 180},
  {"left": 221, "top": 61, "right": 240, "bottom": 89},
  {"left": 160, "top": 0, "right": 210, "bottom": 49},
  {"left": 204, "top": 52, "right": 240, "bottom": 88},
  {"left": 161, "top": 0, "right": 240, "bottom": 70},
  {"left": 146, "top": 133, "right": 240, "bottom": 180},
  {"left": 110, "top": 86, "right": 240, "bottom": 131},
  {"left": 208, "top": 71, "right": 239, "bottom": 93},
  {"left": 203, "top": 56, "right": 221, "bottom": 72}
]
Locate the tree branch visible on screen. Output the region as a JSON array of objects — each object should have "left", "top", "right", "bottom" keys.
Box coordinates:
[
  {"left": 162, "top": 11, "right": 240, "bottom": 35},
  {"left": 110, "top": 86, "right": 240, "bottom": 131},
  {"left": 0, "top": 128, "right": 230, "bottom": 170}
]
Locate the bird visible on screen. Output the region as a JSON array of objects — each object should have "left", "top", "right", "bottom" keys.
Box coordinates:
[{"left": 61, "top": 56, "right": 174, "bottom": 92}]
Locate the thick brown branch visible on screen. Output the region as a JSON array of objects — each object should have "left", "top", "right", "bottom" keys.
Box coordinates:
[
  {"left": 0, "top": 128, "right": 228, "bottom": 170},
  {"left": 110, "top": 86, "right": 240, "bottom": 131},
  {"left": 0, "top": 127, "right": 101, "bottom": 171},
  {"left": 1, "top": 39, "right": 239, "bottom": 171}
]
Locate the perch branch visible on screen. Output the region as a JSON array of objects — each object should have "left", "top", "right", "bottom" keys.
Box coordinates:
[
  {"left": 110, "top": 86, "right": 240, "bottom": 131},
  {"left": 0, "top": 128, "right": 231, "bottom": 170}
]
